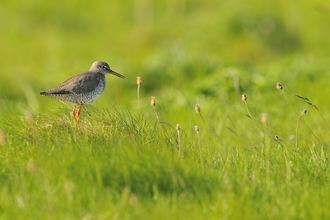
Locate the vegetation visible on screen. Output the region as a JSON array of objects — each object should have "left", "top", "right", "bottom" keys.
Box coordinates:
[{"left": 1, "top": 0, "right": 330, "bottom": 219}]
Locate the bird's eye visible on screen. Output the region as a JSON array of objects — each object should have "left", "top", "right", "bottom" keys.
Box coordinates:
[{"left": 102, "top": 66, "right": 106, "bottom": 69}]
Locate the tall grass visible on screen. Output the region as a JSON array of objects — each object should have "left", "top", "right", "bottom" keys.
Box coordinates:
[{"left": 1, "top": 71, "right": 330, "bottom": 218}]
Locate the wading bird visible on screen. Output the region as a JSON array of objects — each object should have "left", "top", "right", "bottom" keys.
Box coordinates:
[{"left": 40, "top": 61, "right": 125, "bottom": 123}]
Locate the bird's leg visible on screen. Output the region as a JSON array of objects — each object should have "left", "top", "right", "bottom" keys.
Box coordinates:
[
  {"left": 72, "top": 106, "right": 76, "bottom": 120},
  {"left": 77, "top": 106, "right": 82, "bottom": 123}
]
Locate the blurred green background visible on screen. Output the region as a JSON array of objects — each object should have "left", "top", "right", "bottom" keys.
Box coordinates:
[{"left": 0, "top": 0, "right": 330, "bottom": 111}]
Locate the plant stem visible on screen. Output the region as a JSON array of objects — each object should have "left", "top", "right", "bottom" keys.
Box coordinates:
[
  {"left": 177, "top": 130, "right": 181, "bottom": 158},
  {"left": 196, "top": 130, "right": 203, "bottom": 168},
  {"left": 153, "top": 106, "right": 162, "bottom": 141},
  {"left": 244, "top": 101, "right": 275, "bottom": 141},
  {"left": 199, "top": 113, "right": 210, "bottom": 159},
  {"left": 296, "top": 114, "right": 303, "bottom": 150},
  {"left": 281, "top": 90, "right": 321, "bottom": 143},
  {"left": 137, "top": 84, "right": 140, "bottom": 111}
]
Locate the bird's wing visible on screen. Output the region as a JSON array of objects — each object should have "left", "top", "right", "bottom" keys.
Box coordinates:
[{"left": 42, "top": 72, "right": 104, "bottom": 95}]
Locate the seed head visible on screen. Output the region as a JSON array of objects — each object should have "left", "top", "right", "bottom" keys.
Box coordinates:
[
  {"left": 289, "top": 135, "right": 295, "bottom": 141},
  {"left": 194, "top": 126, "right": 199, "bottom": 132},
  {"left": 276, "top": 83, "right": 283, "bottom": 90},
  {"left": 275, "top": 135, "right": 279, "bottom": 140},
  {"left": 137, "top": 77, "right": 142, "bottom": 85},
  {"left": 176, "top": 124, "right": 181, "bottom": 130},
  {"left": 261, "top": 113, "right": 268, "bottom": 124},
  {"left": 302, "top": 109, "right": 307, "bottom": 115},
  {"left": 195, "top": 104, "right": 200, "bottom": 113},
  {"left": 151, "top": 96, "right": 156, "bottom": 107},
  {"left": 241, "top": 94, "right": 247, "bottom": 101}
]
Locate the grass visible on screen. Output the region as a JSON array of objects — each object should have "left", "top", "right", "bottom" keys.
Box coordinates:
[
  {"left": 1, "top": 61, "right": 330, "bottom": 219},
  {"left": 1, "top": 0, "right": 330, "bottom": 219}
]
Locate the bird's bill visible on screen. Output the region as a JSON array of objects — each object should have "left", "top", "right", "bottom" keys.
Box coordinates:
[{"left": 109, "top": 70, "right": 125, "bottom": 79}]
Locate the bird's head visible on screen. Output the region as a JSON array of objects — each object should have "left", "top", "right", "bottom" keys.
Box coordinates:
[{"left": 90, "top": 61, "right": 125, "bottom": 78}]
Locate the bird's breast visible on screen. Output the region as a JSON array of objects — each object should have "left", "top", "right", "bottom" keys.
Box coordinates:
[{"left": 80, "top": 78, "right": 106, "bottom": 105}]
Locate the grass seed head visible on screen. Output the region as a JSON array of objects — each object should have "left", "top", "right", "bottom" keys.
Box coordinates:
[
  {"left": 195, "top": 125, "right": 199, "bottom": 132},
  {"left": 275, "top": 135, "right": 279, "bottom": 140},
  {"left": 261, "top": 113, "right": 268, "bottom": 124},
  {"left": 195, "top": 104, "right": 200, "bottom": 113},
  {"left": 289, "top": 135, "right": 295, "bottom": 141},
  {"left": 151, "top": 96, "right": 156, "bottom": 106},
  {"left": 176, "top": 124, "right": 181, "bottom": 130},
  {"left": 302, "top": 109, "right": 307, "bottom": 115},
  {"left": 241, "top": 94, "right": 247, "bottom": 101},
  {"left": 276, "top": 83, "right": 283, "bottom": 90},
  {"left": 137, "top": 77, "right": 142, "bottom": 85}
]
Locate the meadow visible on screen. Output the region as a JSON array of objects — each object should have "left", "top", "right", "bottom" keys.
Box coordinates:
[{"left": 1, "top": 0, "right": 330, "bottom": 219}]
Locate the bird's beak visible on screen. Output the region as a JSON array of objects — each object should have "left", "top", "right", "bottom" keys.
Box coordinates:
[{"left": 108, "top": 69, "right": 125, "bottom": 79}]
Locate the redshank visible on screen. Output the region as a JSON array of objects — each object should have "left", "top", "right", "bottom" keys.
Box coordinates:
[{"left": 40, "top": 61, "right": 125, "bottom": 123}]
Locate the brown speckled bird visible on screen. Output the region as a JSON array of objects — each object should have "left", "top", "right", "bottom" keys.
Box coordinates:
[{"left": 40, "top": 61, "right": 125, "bottom": 123}]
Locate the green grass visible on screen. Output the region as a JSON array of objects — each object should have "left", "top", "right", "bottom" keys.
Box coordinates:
[
  {"left": 2, "top": 0, "right": 330, "bottom": 219},
  {"left": 1, "top": 56, "right": 330, "bottom": 219}
]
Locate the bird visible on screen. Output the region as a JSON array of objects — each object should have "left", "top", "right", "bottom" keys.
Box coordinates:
[{"left": 40, "top": 61, "right": 125, "bottom": 123}]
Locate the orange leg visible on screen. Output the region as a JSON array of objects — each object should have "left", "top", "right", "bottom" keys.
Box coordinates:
[
  {"left": 72, "top": 106, "right": 76, "bottom": 120},
  {"left": 76, "top": 106, "right": 82, "bottom": 123}
]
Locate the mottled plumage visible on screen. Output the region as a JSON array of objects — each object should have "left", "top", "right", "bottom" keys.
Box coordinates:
[{"left": 40, "top": 61, "right": 125, "bottom": 122}]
